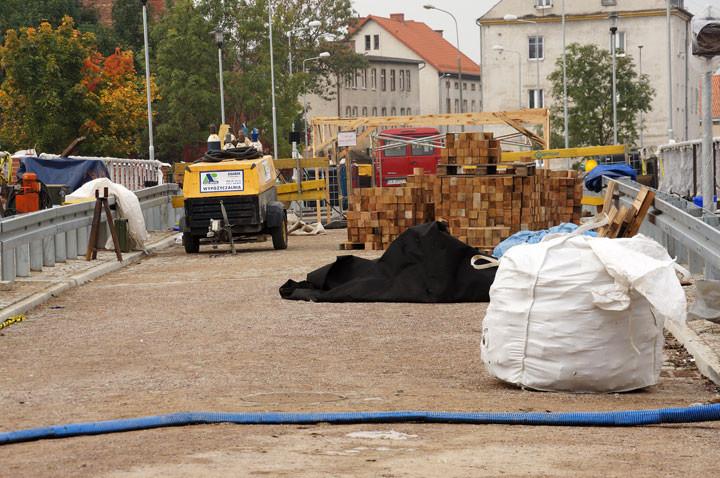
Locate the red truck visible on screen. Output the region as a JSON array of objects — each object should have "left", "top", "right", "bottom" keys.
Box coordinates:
[{"left": 374, "top": 127, "right": 442, "bottom": 187}]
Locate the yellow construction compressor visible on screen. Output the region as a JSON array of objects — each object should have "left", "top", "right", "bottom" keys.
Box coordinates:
[{"left": 180, "top": 147, "right": 287, "bottom": 253}]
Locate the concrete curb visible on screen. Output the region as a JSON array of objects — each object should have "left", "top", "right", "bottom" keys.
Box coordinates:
[
  {"left": 0, "top": 235, "right": 179, "bottom": 322},
  {"left": 666, "top": 320, "right": 720, "bottom": 387}
]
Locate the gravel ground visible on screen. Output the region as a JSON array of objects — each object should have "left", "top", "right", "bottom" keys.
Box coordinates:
[{"left": 1, "top": 230, "right": 719, "bottom": 477}]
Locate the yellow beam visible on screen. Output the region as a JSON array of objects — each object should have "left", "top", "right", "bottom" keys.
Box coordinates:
[
  {"left": 581, "top": 196, "right": 605, "bottom": 206},
  {"left": 278, "top": 190, "right": 327, "bottom": 202},
  {"left": 501, "top": 145, "right": 628, "bottom": 163},
  {"left": 273, "top": 157, "right": 330, "bottom": 169},
  {"left": 276, "top": 179, "right": 326, "bottom": 194}
]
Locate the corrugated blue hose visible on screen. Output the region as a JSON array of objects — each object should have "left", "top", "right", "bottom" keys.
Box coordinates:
[{"left": 2, "top": 404, "right": 719, "bottom": 445}]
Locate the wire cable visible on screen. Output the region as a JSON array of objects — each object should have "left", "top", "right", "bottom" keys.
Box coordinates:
[{"left": 194, "top": 147, "right": 263, "bottom": 163}]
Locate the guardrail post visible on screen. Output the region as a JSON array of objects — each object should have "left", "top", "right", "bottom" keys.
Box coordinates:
[
  {"left": 2, "top": 247, "right": 15, "bottom": 281},
  {"left": 43, "top": 236, "right": 55, "bottom": 266},
  {"left": 686, "top": 205, "right": 704, "bottom": 273},
  {"left": 66, "top": 229, "right": 78, "bottom": 259},
  {"left": 54, "top": 232, "right": 67, "bottom": 263},
  {"left": 30, "top": 239, "right": 43, "bottom": 272},
  {"left": 77, "top": 226, "right": 89, "bottom": 256},
  {"left": 15, "top": 245, "right": 30, "bottom": 277}
]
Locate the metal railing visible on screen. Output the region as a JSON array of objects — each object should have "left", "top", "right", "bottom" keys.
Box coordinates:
[
  {"left": 0, "top": 184, "right": 181, "bottom": 282},
  {"left": 40, "top": 155, "right": 165, "bottom": 191},
  {"left": 605, "top": 177, "right": 720, "bottom": 280}
]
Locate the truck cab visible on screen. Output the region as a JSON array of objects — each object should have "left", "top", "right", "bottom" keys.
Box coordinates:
[{"left": 374, "top": 127, "right": 442, "bottom": 187}]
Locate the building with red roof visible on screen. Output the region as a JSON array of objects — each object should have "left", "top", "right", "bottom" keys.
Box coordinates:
[{"left": 308, "top": 13, "right": 481, "bottom": 122}]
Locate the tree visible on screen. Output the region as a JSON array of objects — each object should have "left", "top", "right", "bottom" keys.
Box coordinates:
[
  {"left": 0, "top": 16, "right": 156, "bottom": 157},
  {"left": 547, "top": 43, "right": 654, "bottom": 148}
]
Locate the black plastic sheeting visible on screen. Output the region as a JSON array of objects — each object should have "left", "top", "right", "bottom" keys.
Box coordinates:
[
  {"left": 280, "top": 221, "right": 497, "bottom": 303},
  {"left": 17, "top": 157, "right": 110, "bottom": 192}
]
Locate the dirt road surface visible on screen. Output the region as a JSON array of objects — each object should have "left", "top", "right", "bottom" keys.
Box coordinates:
[{"left": 1, "top": 230, "right": 719, "bottom": 477}]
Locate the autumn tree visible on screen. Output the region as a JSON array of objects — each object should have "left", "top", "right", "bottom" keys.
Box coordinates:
[{"left": 547, "top": 43, "right": 654, "bottom": 148}]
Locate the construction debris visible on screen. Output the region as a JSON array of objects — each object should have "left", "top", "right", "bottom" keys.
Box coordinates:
[{"left": 596, "top": 181, "right": 655, "bottom": 238}]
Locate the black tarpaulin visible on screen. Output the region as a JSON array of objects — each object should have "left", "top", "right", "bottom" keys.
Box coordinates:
[{"left": 279, "top": 221, "right": 497, "bottom": 302}]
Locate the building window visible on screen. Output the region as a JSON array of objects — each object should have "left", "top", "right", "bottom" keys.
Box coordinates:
[
  {"left": 372, "top": 107, "right": 378, "bottom": 116},
  {"left": 390, "top": 70, "right": 396, "bottom": 91},
  {"left": 406, "top": 70, "right": 411, "bottom": 90},
  {"left": 381, "top": 107, "right": 387, "bottom": 115},
  {"left": 380, "top": 69, "right": 386, "bottom": 91},
  {"left": 463, "top": 82, "right": 467, "bottom": 90},
  {"left": 471, "top": 100, "right": 476, "bottom": 112},
  {"left": 391, "top": 107, "right": 396, "bottom": 115},
  {"left": 352, "top": 106, "right": 358, "bottom": 117},
  {"left": 361, "top": 69, "right": 367, "bottom": 89},
  {"left": 601, "top": 0, "right": 617, "bottom": 5},
  {"left": 400, "top": 107, "right": 405, "bottom": 115},
  {"left": 454, "top": 81, "right": 459, "bottom": 89},
  {"left": 528, "top": 89, "right": 544, "bottom": 108},
  {"left": 399, "top": 70, "right": 404, "bottom": 91},
  {"left": 463, "top": 100, "right": 467, "bottom": 113},
  {"left": 364, "top": 35, "right": 371, "bottom": 50},
  {"left": 536, "top": 0, "right": 552, "bottom": 7},
  {"left": 529, "top": 36, "right": 544, "bottom": 60},
  {"left": 345, "top": 74, "right": 351, "bottom": 89},
  {"left": 373, "top": 34, "right": 379, "bottom": 50},
  {"left": 353, "top": 69, "right": 358, "bottom": 89},
  {"left": 345, "top": 106, "right": 351, "bottom": 117},
  {"left": 407, "top": 107, "right": 411, "bottom": 115},
  {"left": 446, "top": 98, "right": 451, "bottom": 113},
  {"left": 454, "top": 99, "right": 459, "bottom": 113},
  {"left": 612, "top": 31, "right": 626, "bottom": 56},
  {"left": 371, "top": 68, "right": 377, "bottom": 90},
  {"left": 471, "top": 83, "right": 476, "bottom": 91},
  {"left": 362, "top": 107, "right": 368, "bottom": 116}
]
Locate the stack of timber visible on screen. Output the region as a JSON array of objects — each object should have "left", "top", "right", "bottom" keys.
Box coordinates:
[
  {"left": 344, "top": 168, "right": 435, "bottom": 250},
  {"left": 441, "top": 132, "right": 500, "bottom": 166},
  {"left": 344, "top": 168, "right": 582, "bottom": 251},
  {"left": 596, "top": 181, "right": 655, "bottom": 238}
]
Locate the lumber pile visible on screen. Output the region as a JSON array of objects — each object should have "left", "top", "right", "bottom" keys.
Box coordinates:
[
  {"left": 442, "top": 132, "right": 500, "bottom": 165},
  {"left": 344, "top": 168, "right": 582, "bottom": 251},
  {"left": 596, "top": 181, "right": 655, "bottom": 238}
]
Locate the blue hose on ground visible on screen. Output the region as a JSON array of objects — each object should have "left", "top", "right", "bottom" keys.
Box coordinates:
[{"left": 3, "top": 404, "right": 720, "bottom": 445}]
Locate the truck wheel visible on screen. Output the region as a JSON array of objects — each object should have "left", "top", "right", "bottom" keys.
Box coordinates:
[
  {"left": 271, "top": 214, "right": 288, "bottom": 250},
  {"left": 183, "top": 232, "right": 200, "bottom": 253}
]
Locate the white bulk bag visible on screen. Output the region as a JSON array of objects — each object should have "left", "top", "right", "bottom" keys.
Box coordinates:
[{"left": 481, "top": 231, "right": 687, "bottom": 393}]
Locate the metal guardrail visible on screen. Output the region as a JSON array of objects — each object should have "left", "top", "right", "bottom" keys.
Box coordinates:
[
  {"left": 0, "top": 184, "right": 181, "bottom": 282},
  {"left": 605, "top": 177, "right": 720, "bottom": 280}
]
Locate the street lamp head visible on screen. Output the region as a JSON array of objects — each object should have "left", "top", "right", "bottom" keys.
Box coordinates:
[
  {"left": 140, "top": 0, "right": 148, "bottom": 5},
  {"left": 211, "top": 28, "right": 224, "bottom": 47},
  {"left": 608, "top": 12, "right": 618, "bottom": 29},
  {"left": 319, "top": 52, "right": 331, "bottom": 59},
  {"left": 492, "top": 45, "right": 504, "bottom": 51},
  {"left": 423, "top": 4, "right": 435, "bottom": 10},
  {"left": 504, "top": 14, "right": 518, "bottom": 21},
  {"left": 307, "top": 20, "right": 322, "bottom": 28}
]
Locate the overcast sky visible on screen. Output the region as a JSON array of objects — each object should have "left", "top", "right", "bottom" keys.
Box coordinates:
[{"left": 351, "top": 0, "right": 712, "bottom": 65}]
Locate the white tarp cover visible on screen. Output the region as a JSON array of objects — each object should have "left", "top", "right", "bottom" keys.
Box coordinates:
[
  {"left": 481, "top": 232, "right": 687, "bottom": 393},
  {"left": 65, "top": 178, "right": 149, "bottom": 250}
]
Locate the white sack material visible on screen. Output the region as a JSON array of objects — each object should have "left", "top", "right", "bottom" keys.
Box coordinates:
[
  {"left": 688, "top": 280, "right": 720, "bottom": 323},
  {"left": 481, "top": 232, "right": 688, "bottom": 393},
  {"left": 287, "top": 211, "right": 326, "bottom": 236},
  {"left": 65, "top": 178, "right": 149, "bottom": 250}
]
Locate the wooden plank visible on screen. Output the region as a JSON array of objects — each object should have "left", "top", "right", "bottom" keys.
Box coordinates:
[
  {"left": 625, "top": 189, "right": 655, "bottom": 238},
  {"left": 598, "top": 206, "right": 618, "bottom": 238},
  {"left": 273, "top": 157, "right": 330, "bottom": 169},
  {"left": 602, "top": 180, "right": 616, "bottom": 213},
  {"left": 605, "top": 205, "right": 627, "bottom": 239},
  {"left": 493, "top": 111, "right": 546, "bottom": 148}
]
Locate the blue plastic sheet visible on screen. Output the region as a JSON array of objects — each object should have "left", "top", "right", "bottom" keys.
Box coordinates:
[
  {"left": 584, "top": 163, "right": 636, "bottom": 192},
  {"left": 17, "top": 157, "right": 110, "bottom": 192},
  {"left": 493, "top": 223, "right": 598, "bottom": 258}
]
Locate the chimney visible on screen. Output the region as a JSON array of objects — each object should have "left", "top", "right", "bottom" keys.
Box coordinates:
[
  {"left": 435, "top": 29, "right": 443, "bottom": 37},
  {"left": 390, "top": 13, "right": 405, "bottom": 23}
]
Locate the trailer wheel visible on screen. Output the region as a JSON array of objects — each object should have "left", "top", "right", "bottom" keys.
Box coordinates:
[
  {"left": 271, "top": 213, "right": 288, "bottom": 250},
  {"left": 183, "top": 232, "right": 200, "bottom": 253}
]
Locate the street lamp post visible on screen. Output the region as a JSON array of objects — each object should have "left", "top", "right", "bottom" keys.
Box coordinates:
[
  {"left": 303, "top": 52, "right": 331, "bottom": 158},
  {"left": 666, "top": 0, "right": 674, "bottom": 142},
  {"left": 211, "top": 28, "right": 225, "bottom": 126},
  {"left": 562, "top": 0, "right": 569, "bottom": 156},
  {"left": 504, "top": 14, "right": 540, "bottom": 108},
  {"left": 424, "top": 5, "right": 463, "bottom": 115},
  {"left": 493, "top": 45, "right": 521, "bottom": 110},
  {"left": 638, "top": 45, "right": 644, "bottom": 149},
  {"left": 268, "top": 3, "right": 279, "bottom": 159},
  {"left": 609, "top": 13, "right": 618, "bottom": 145},
  {"left": 475, "top": 19, "right": 483, "bottom": 131},
  {"left": 140, "top": 0, "right": 154, "bottom": 161}
]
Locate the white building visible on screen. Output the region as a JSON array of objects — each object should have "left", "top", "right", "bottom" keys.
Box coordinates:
[
  {"left": 308, "top": 13, "right": 481, "bottom": 121},
  {"left": 478, "top": 0, "right": 699, "bottom": 148}
]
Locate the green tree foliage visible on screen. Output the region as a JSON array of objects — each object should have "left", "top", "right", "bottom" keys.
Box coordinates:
[
  {"left": 111, "top": 0, "right": 156, "bottom": 67},
  {"left": 547, "top": 43, "right": 654, "bottom": 148}
]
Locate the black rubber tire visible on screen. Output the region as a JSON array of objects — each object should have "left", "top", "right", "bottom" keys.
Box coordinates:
[
  {"left": 271, "top": 214, "right": 288, "bottom": 250},
  {"left": 183, "top": 232, "right": 200, "bottom": 253}
]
